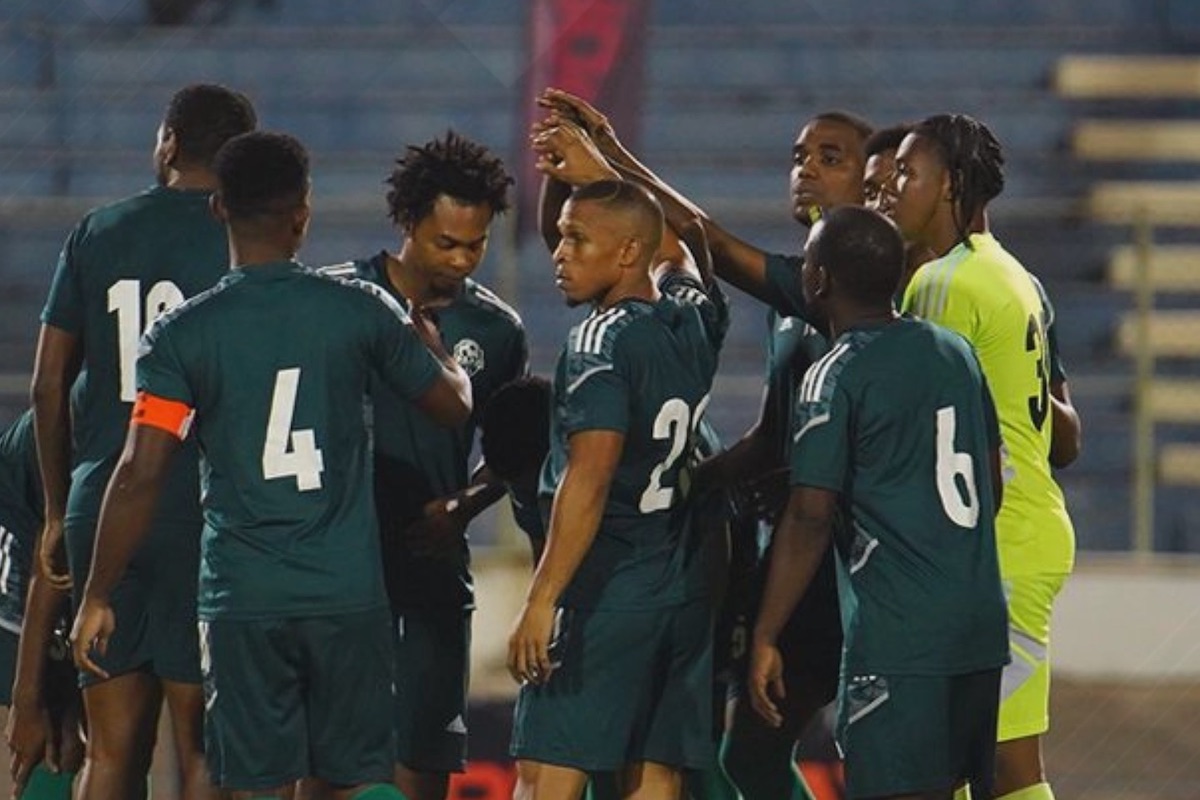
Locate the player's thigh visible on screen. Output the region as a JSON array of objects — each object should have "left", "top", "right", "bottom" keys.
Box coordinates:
[
  {"left": 301, "top": 608, "right": 395, "bottom": 788},
  {"left": 641, "top": 599, "right": 715, "bottom": 772},
  {"left": 200, "top": 617, "right": 308, "bottom": 792},
  {"left": 836, "top": 670, "right": 999, "bottom": 800},
  {"left": 392, "top": 607, "right": 470, "bottom": 773},
  {"left": 998, "top": 573, "right": 1068, "bottom": 742},
  {"left": 511, "top": 606, "right": 670, "bottom": 772},
  {"left": 81, "top": 671, "right": 161, "bottom": 765}
]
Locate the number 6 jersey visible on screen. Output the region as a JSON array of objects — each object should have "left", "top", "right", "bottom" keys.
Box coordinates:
[
  {"left": 136, "top": 261, "right": 444, "bottom": 621},
  {"left": 790, "top": 317, "right": 1009, "bottom": 676}
]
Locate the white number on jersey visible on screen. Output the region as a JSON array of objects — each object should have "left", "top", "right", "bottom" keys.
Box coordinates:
[
  {"left": 108, "top": 278, "right": 186, "bottom": 402},
  {"left": 935, "top": 405, "right": 981, "bottom": 528},
  {"left": 262, "top": 368, "right": 325, "bottom": 492},
  {"left": 0, "top": 526, "right": 13, "bottom": 596},
  {"left": 639, "top": 394, "right": 710, "bottom": 513}
]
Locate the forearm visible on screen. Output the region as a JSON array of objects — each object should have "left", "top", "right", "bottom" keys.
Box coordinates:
[
  {"left": 83, "top": 462, "right": 165, "bottom": 601},
  {"left": 1049, "top": 386, "right": 1081, "bottom": 468},
  {"left": 753, "top": 504, "right": 832, "bottom": 644},
  {"left": 702, "top": 424, "right": 775, "bottom": 490},
  {"left": 10, "top": 569, "right": 68, "bottom": 704},
  {"left": 440, "top": 467, "right": 507, "bottom": 524},
  {"left": 31, "top": 386, "right": 72, "bottom": 523},
  {"left": 526, "top": 463, "right": 610, "bottom": 606}
]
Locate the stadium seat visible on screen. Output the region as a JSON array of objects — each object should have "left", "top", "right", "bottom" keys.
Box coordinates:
[
  {"left": 1056, "top": 55, "right": 1200, "bottom": 99},
  {"left": 1073, "top": 120, "right": 1200, "bottom": 161},
  {"left": 1115, "top": 310, "right": 1200, "bottom": 358},
  {"left": 1160, "top": 443, "right": 1200, "bottom": 485},
  {"left": 1109, "top": 245, "right": 1200, "bottom": 292},
  {"left": 1087, "top": 181, "right": 1200, "bottom": 225}
]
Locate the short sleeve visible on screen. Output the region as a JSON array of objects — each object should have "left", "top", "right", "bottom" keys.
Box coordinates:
[
  {"left": 561, "top": 341, "right": 629, "bottom": 436},
  {"left": 658, "top": 270, "right": 729, "bottom": 354},
  {"left": 367, "top": 289, "right": 443, "bottom": 401},
  {"left": 40, "top": 226, "right": 85, "bottom": 334},
  {"left": 790, "top": 378, "right": 851, "bottom": 493},
  {"left": 763, "top": 253, "right": 810, "bottom": 321},
  {"left": 136, "top": 319, "right": 194, "bottom": 407}
]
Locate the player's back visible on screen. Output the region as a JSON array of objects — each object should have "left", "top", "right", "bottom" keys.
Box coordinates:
[
  {"left": 544, "top": 281, "right": 721, "bottom": 610},
  {"left": 800, "top": 318, "right": 1007, "bottom": 675},
  {"left": 138, "top": 261, "right": 443, "bottom": 621},
  {"left": 41, "top": 186, "right": 228, "bottom": 526},
  {"left": 902, "top": 232, "right": 1073, "bottom": 576}
]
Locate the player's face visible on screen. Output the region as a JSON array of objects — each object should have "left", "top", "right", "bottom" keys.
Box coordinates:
[
  {"left": 789, "top": 119, "right": 866, "bottom": 226},
  {"left": 864, "top": 150, "right": 899, "bottom": 215},
  {"left": 887, "top": 134, "right": 947, "bottom": 247},
  {"left": 552, "top": 198, "right": 627, "bottom": 308},
  {"left": 406, "top": 194, "right": 493, "bottom": 300}
]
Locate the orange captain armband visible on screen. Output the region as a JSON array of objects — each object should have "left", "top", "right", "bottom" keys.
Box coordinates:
[{"left": 131, "top": 391, "right": 194, "bottom": 439}]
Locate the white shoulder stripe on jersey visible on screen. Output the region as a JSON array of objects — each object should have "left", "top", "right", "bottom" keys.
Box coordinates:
[
  {"left": 317, "top": 262, "right": 358, "bottom": 277},
  {"left": 577, "top": 308, "right": 626, "bottom": 355},
  {"left": 472, "top": 284, "right": 522, "bottom": 320},
  {"left": 567, "top": 364, "right": 615, "bottom": 395},
  {"left": 802, "top": 341, "right": 850, "bottom": 404}
]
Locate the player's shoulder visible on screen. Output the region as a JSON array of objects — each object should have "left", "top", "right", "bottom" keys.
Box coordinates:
[
  {"left": 460, "top": 278, "right": 524, "bottom": 330},
  {"left": 567, "top": 302, "right": 645, "bottom": 363},
  {"left": 139, "top": 271, "right": 238, "bottom": 345},
  {"left": 75, "top": 186, "right": 199, "bottom": 239},
  {"left": 309, "top": 262, "right": 409, "bottom": 318}
]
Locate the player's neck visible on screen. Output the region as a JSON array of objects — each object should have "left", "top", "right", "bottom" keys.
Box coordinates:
[
  {"left": 829, "top": 305, "right": 897, "bottom": 338},
  {"left": 596, "top": 273, "right": 658, "bottom": 311},
  {"left": 387, "top": 250, "right": 438, "bottom": 307},
  {"left": 163, "top": 167, "right": 218, "bottom": 192},
  {"left": 229, "top": 240, "right": 297, "bottom": 269},
  {"left": 928, "top": 209, "right": 988, "bottom": 258}
]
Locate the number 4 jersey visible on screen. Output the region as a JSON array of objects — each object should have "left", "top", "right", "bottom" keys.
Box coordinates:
[
  {"left": 540, "top": 272, "right": 728, "bottom": 611},
  {"left": 902, "top": 233, "right": 1074, "bottom": 578},
  {"left": 136, "top": 261, "right": 444, "bottom": 621},
  {"left": 41, "top": 186, "right": 229, "bottom": 530},
  {"left": 791, "top": 317, "right": 1009, "bottom": 676}
]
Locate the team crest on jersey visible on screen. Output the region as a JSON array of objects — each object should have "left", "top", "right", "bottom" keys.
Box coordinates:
[{"left": 453, "top": 338, "right": 485, "bottom": 376}]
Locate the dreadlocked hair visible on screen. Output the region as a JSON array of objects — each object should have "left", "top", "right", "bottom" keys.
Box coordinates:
[
  {"left": 385, "top": 130, "right": 513, "bottom": 228},
  {"left": 911, "top": 114, "right": 1004, "bottom": 250}
]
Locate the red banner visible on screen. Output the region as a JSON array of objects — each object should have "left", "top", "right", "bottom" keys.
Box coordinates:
[{"left": 517, "top": 0, "right": 653, "bottom": 237}]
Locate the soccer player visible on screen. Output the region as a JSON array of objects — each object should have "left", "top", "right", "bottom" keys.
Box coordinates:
[
  {"left": 318, "top": 130, "right": 526, "bottom": 800},
  {"left": 535, "top": 88, "right": 870, "bottom": 800},
  {"left": 31, "top": 83, "right": 256, "bottom": 800},
  {"left": 750, "top": 205, "right": 1009, "bottom": 800},
  {"left": 479, "top": 376, "right": 553, "bottom": 564},
  {"left": 506, "top": 174, "right": 725, "bottom": 800},
  {"left": 0, "top": 410, "right": 80, "bottom": 800},
  {"left": 536, "top": 87, "right": 870, "bottom": 319},
  {"left": 69, "top": 131, "right": 472, "bottom": 800},
  {"left": 888, "top": 114, "right": 1077, "bottom": 800}
]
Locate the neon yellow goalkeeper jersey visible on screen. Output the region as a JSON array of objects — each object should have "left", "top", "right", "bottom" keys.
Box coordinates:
[{"left": 902, "top": 232, "right": 1074, "bottom": 577}]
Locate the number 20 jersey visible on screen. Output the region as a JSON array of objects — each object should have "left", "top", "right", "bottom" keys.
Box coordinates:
[
  {"left": 41, "top": 186, "right": 228, "bottom": 529},
  {"left": 540, "top": 273, "right": 728, "bottom": 611},
  {"left": 902, "top": 233, "right": 1074, "bottom": 578}
]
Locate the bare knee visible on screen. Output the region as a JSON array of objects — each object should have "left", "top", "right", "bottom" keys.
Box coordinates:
[{"left": 994, "top": 735, "right": 1046, "bottom": 796}]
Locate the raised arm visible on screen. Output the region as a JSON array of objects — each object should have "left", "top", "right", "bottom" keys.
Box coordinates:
[{"left": 538, "top": 88, "right": 774, "bottom": 302}]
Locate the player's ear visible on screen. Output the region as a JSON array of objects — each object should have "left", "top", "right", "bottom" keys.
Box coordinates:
[
  {"left": 209, "top": 192, "right": 228, "bottom": 224},
  {"left": 158, "top": 126, "right": 178, "bottom": 168},
  {"left": 940, "top": 167, "right": 958, "bottom": 203},
  {"left": 617, "top": 236, "right": 642, "bottom": 269},
  {"left": 814, "top": 262, "right": 831, "bottom": 298}
]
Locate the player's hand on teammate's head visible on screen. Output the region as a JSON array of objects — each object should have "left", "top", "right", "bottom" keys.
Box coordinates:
[
  {"left": 69, "top": 598, "right": 115, "bottom": 680},
  {"left": 531, "top": 118, "right": 620, "bottom": 187},
  {"left": 37, "top": 519, "right": 73, "bottom": 591},
  {"left": 748, "top": 641, "right": 787, "bottom": 728},
  {"left": 537, "top": 88, "right": 615, "bottom": 145}
]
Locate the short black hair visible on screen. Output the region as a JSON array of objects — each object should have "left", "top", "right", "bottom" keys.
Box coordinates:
[
  {"left": 213, "top": 132, "right": 309, "bottom": 221},
  {"left": 811, "top": 110, "right": 874, "bottom": 142},
  {"left": 385, "top": 130, "right": 513, "bottom": 228},
  {"left": 569, "top": 180, "right": 664, "bottom": 258},
  {"left": 480, "top": 376, "right": 552, "bottom": 483},
  {"left": 910, "top": 114, "right": 1005, "bottom": 249},
  {"left": 164, "top": 84, "right": 257, "bottom": 168},
  {"left": 865, "top": 123, "right": 913, "bottom": 158},
  {"left": 808, "top": 205, "right": 905, "bottom": 306}
]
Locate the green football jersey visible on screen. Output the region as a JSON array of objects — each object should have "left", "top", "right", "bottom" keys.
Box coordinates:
[
  {"left": 137, "top": 260, "right": 445, "bottom": 621},
  {"left": 539, "top": 272, "right": 727, "bottom": 610},
  {"left": 40, "top": 186, "right": 228, "bottom": 530},
  {"left": 0, "top": 411, "right": 42, "bottom": 632},
  {"left": 790, "top": 317, "right": 1008, "bottom": 676},
  {"left": 322, "top": 253, "right": 529, "bottom": 610},
  {"left": 762, "top": 253, "right": 813, "bottom": 324}
]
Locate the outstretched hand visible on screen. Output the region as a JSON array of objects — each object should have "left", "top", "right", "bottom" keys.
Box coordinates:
[{"left": 537, "top": 87, "right": 616, "bottom": 145}]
